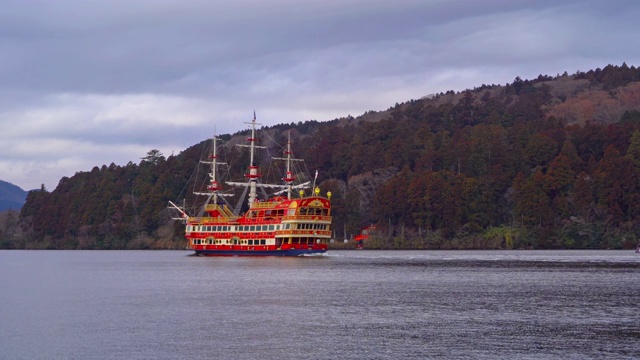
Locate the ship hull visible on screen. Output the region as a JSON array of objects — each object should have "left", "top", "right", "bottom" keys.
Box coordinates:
[{"left": 193, "top": 248, "right": 326, "bottom": 256}]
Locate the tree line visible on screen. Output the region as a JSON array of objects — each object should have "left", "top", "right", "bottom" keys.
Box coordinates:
[{"left": 5, "top": 63, "right": 640, "bottom": 249}]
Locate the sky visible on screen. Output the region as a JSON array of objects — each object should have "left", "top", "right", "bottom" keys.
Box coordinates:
[{"left": 1, "top": 0, "right": 639, "bottom": 191}]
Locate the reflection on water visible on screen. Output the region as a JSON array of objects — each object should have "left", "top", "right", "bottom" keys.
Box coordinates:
[{"left": 1, "top": 250, "right": 638, "bottom": 360}]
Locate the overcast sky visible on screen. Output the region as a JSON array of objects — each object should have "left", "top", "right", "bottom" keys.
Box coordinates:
[{"left": 1, "top": 0, "right": 639, "bottom": 191}]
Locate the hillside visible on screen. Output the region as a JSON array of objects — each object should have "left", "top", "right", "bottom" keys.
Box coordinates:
[
  {"left": 0, "top": 180, "right": 27, "bottom": 211},
  {"left": 8, "top": 63, "right": 640, "bottom": 250}
]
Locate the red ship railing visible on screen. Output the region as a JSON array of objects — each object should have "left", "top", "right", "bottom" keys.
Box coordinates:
[{"left": 281, "top": 215, "right": 331, "bottom": 222}]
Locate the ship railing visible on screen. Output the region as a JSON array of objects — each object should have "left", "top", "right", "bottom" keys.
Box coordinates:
[
  {"left": 281, "top": 215, "right": 332, "bottom": 222},
  {"left": 188, "top": 216, "right": 239, "bottom": 224},
  {"left": 275, "top": 230, "right": 332, "bottom": 237},
  {"left": 250, "top": 201, "right": 280, "bottom": 209}
]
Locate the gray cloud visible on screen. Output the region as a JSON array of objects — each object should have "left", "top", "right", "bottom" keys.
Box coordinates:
[{"left": 1, "top": 0, "right": 639, "bottom": 190}]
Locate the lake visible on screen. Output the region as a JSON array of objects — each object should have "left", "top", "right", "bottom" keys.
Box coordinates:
[{"left": 0, "top": 250, "right": 638, "bottom": 359}]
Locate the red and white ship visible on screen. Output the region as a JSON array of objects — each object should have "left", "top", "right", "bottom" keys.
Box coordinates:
[{"left": 169, "top": 114, "right": 332, "bottom": 256}]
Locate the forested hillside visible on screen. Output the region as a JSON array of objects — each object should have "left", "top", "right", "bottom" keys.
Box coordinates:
[{"left": 6, "top": 63, "right": 640, "bottom": 250}]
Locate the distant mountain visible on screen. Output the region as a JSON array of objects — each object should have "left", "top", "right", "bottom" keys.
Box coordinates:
[{"left": 0, "top": 180, "right": 27, "bottom": 211}]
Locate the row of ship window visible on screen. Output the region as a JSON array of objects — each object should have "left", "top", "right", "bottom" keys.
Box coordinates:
[
  {"left": 298, "top": 208, "right": 329, "bottom": 216},
  {"left": 191, "top": 238, "right": 322, "bottom": 245},
  {"left": 188, "top": 224, "right": 277, "bottom": 232},
  {"left": 296, "top": 223, "right": 327, "bottom": 230},
  {"left": 246, "top": 208, "right": 328, "bottom": 217},
  {"left": 193, "top": 238, "right": 270, "bottom": 245},
  {"left": 187, "top": 223, "right": 329, "bottom": 232}
]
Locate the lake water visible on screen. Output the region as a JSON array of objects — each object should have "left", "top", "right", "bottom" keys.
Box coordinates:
[{"left": 0, "top": 250, "right": 638, "bottom": 359}]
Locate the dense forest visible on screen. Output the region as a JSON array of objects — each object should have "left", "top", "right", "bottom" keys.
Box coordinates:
[{"left": 4, "top": 63, "right": 640, "bottom": 250}]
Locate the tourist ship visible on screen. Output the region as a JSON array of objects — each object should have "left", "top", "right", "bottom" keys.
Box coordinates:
[{"left": 169, "top": 114, "right": 332, "bottom": 256}]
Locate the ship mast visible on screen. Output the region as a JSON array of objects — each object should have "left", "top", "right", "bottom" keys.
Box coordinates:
[
  {"left": 227, "top": 114, "right": 309, "bottom": 211},
  {"left": 228, "top": 112, "right": 266, "bottom": 207},
  {"left": 207, "top": 132, "right": 222, "bottom": 205},
  {"left": 246, "top": 112, "right": 262, "bottom": 205},
  {"left": 271, "top": 130, "right": 309, "bottom": 199},
  {"left": 192, "top": 130, "right": 233, "bottom": 206},
  {"left": 168, "top": 131, "right": 229, "bottom": 221},
  {"left": 283, "top": 131, "right": 295, "bottom": 199}
]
